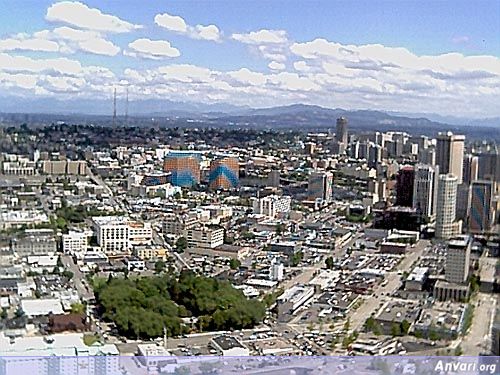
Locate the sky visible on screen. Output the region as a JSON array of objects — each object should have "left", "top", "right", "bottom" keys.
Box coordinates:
[{"left": 0, "top": 0, "right": 499, "bottom": 118}]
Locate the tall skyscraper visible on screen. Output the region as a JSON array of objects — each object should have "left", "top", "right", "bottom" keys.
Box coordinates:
[
  {"left": 477, "top": 149, "right": 499, "bottom": 184},
  {"left": 462, "top": 154, "right": 478, "bottom": 186},
  {"left": 435, "top": 174, "right": 459, "bottom": 239},
  {"left": 469, "top": 180, "right": 493, "bottom": 234},
  {"left": 367, "top": 143, "right": 382, "bottom": 168},
  {"left": 308, "top": 171, "right": 334, "bottom": 202},
  {"left": 455, "top": 183, "right": 471, "bottom": 222},
  {"left": 445, "top": 235, "right": 471, "bottom": 284},
  {"left": 336, "top": 117, "right": 348, "bottom": 145},
  {"left": 163, "top": 151, "right": 201, "bottom": 187},
  {"left": 208, "top": 156, "right": 239, "bottom": 190},
  {"left": 436, "top": 132, "right": 465, "bottom": 184},
  {"left": 395, "top": 166, "right": 415, "bottom": 207},
  {"left": 412, "top": 164, "right": 439, "bottom": 219}
]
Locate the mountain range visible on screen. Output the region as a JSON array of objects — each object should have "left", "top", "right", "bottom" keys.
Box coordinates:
[{"left": 0, "top": 97, "right": 498, "bottom": 139}]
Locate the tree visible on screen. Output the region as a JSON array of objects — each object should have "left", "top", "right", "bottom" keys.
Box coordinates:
[
  {"left": 175, "top": 237, "right": 187, "bottom": 253},
  {"left": 62, "top": 270, "right": 74, "bottom": 280},
  {"left": 14, "top": 307, "right": 24, "bottom": 318},
  {"left": 229, "top": 258, "right": 241, "bottom": 270},
  {"left": 155, "top": 260, "right": 166, "bottom": 273},
  {"left": 1, "top": 308, "right": 7, "bottom": 320},
  {"left": 94, "top": 273, "right": 265, "bottom": 340},
  {"left": 70, "top": 303, "right": 86, "bottom": 314},
  {"left": 401, "top": 319, "right": 411, "bottom": 335},
  {"left": 470, "top": 274, "right": 481, "bottom": 292},
  {"left": 365, "top": 317, "right": 376, "bottom": 331},
  {"left": 344, "top": 317, "right": 351, "bottom": 332},
  {"left": 391, "top": 322, "right": 401, "bottom": 337},
  {"left": 325, "top": 256, "right": 334, "bottom": 270},
  {"left": 290, "top": 251, "right": 303, "bottom": 266}
]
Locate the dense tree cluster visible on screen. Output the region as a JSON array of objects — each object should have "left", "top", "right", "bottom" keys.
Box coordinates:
[{"left": 95, "top": 271, "right": 265, "bottom": 339}]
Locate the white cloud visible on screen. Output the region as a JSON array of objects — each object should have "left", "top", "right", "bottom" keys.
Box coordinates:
[
  {"left": 268, "top": 61, "right": 286, "bottom": 71},
  {"left": 1, "top": 26, "right": 500, "bottom": 118},
  {"left": 0, "top": 72, "right": 38, "bottom": 89},
  {"left": 78, "top": 37, "right": 120, "bottom": 56},
  {"left": 268, "top": 72, "right": 321, "bottom": 91},
  {"left": 156, "top": 64, "right": 215, "bottom": 83},
  {"left": 46, "top": 1, "right": 141, "bottom": 33},
  {"left": 125, "top": 38, "right": 180, "bottom": 60},
  {"left": 228, "top": 68, "right": 267, "bottom": 85},
  {"left": 31, "top": 26, "right": 120, "bottom": 56},
  {"left": 232, "top": 29, "right": 287, "bottom": 44},
  {"left": 154, "top": 13, "right": 187, "bottom": 33},
  {"left": 192, "top": 25, "right": 221, "bottom": 41},
  {"left": 293, "top": 61, "right": 311, "bottom": 72},
  {"left": 0, "top": 53, "right": 83, "bottom": 76},
  {"left": 155, "top": 12, "right": 221, "bottom": 41},
  {"left": 0, "top": 35, "right": 60, "bottom": 53}
]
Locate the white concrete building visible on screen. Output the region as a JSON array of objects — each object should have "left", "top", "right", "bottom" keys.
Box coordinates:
[
  {"left": 62, "top": 230, "right": 92, "bottom": 254},
  {"left": 93, "top": 216, "right": 152, "bottom": 254},
  {"left": 435, "top": 174, "right": 460, "bottom": 240},
  {"left": 185, "top": 226, "right": 224, "bottom": 249},
  {"left": 210, "top": 336, "right": 250, "bottom": 356},
  {"left": 413, "top": 164, "right": 439, "bottom": 219},
  {"left": 0, "top": 332, "right": 119, "bottom": 375},
  {"left": 445, "top": 235, "right": 472, "bottom": 284},
  {"left": 270, "top": 261, "right": 284, "bottom": 281},
  {"left": 436, "top": 132, "right": 465, "bottom": 184},
  {"left": 253, "top": 195, "right": 291, "bottom": 218}
]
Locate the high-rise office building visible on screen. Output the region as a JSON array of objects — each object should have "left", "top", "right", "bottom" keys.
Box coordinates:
[
  {"left": 436, "top": 132, "right": 465, "bottom": 184},
  {"left": 395, "top": 166, "right": 415, "bottom": 207},
  {"left": 469, "top": 180, "right": 494, "bottom": 234},
  {"left": 477, "top": 149, "right": 499, "bottom": 185},
  {"left": 412, "top": 164, "right": 439, "bottom": 219},
  {"left": 445, "top": 235, "right": 471, "bottom": 284},
  {"left": 308, "top": 171, "right": 334, "bottom": 202},
  {"left": 462, "top": 154, "right": 478, "bottom": 186},
  {"left": 456, "top": 183, "right": 471, "bottom": 222},
  {"left": 208, "top": 156, "right": 239, "bottom": 190},
  {"left": 163, "top": 151, "right": 201, "bottom": 187},
  {"left": 367, "top": 143, "right": 382, "bottom": 168},
  {"left": 336, "top": 117, "right": 348, "bottom": 145},
  {"left": 418, "top": 147, "right": 436, "bottom": 166},
  {"left": 435, "top": 174, "right": 459, "bottom": 239}
]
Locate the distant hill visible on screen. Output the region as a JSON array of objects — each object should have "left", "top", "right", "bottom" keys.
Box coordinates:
[{"left": 0, "top": 98, "right": 498, "bottom": 139}]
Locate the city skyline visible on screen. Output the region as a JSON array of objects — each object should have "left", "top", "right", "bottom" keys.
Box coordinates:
[{"left": 0, "top": 1, "right": 499, "bottom": 118}]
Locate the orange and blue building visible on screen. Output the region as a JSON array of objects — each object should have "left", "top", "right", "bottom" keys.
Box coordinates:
[
  {"left": 209, "top": 156, "right": 239, "bottom": 190},
  {"left": 163, "top": 151, "right": 201, "bottom": 187}
]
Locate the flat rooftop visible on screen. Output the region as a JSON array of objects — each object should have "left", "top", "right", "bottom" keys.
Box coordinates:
[{"left": 212, "top": 335, "right": 245, "bottom": 350}]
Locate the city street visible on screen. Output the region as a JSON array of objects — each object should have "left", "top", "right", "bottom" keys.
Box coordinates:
[
  {"left": 60, "top": 254, "right": 95, "bottom": 301},
  {"left": 460, "top": 293, "right": 498, "bottom": 355}
]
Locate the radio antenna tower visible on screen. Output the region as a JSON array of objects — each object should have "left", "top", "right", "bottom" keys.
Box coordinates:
[
  {"left": 125, "top": 86, "right": 129, "bottom": 125},
  {"left": 112, "top": 87, "right": 117, "bottom": 127}
]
